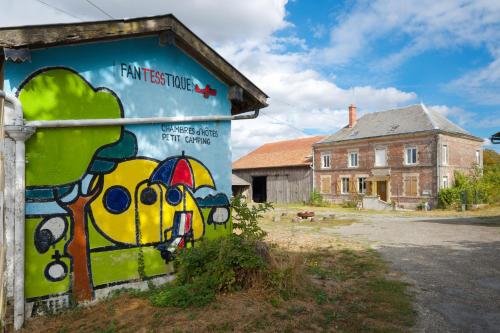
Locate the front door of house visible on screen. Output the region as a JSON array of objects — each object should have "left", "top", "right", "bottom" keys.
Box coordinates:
[{"left": 377, "top": 181, "right": 387, "bottom": 201}]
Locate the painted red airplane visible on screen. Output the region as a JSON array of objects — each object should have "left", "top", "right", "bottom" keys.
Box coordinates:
[{"left": 195, "top": 84, "right": 217, "bottom": 99}]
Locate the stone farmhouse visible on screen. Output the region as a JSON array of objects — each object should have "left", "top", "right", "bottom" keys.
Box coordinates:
[{"left": 313, "top": 104, "right": 483, "bottom": 209}]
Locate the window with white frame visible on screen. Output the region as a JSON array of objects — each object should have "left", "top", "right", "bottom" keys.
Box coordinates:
[
  {"left": 475, "top": 150, "right": 480, "bottom": 164},
  {"left": 321, "top": 153, "right": 331, "bottom": 169},
  {"left": 405, "top": 147, "right": 417, "bottom": 165},
  {"left": 348, "top": 151, "right": 358, "bottom": 168},
  {"left": 341, "top": 177, "right": 350, "bottom": 194},
  {"left": 442, "top": 145, "right": 448, "bottom": 165},
  {"left": 358, "top": 177, "right": 367, "bottom": 194},
  {"left": 442, "top": 176, "right": 449, "bottom": 189},
  {"left": 375, "top": 148, "right": 387, "bottom": 166}
]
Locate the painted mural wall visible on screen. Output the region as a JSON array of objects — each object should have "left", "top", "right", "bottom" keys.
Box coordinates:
[{"left": 4, "top": 36, "right": 233, "bottom": 308}]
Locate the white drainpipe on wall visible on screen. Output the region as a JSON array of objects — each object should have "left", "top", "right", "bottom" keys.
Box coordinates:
[
  {"left": 0, "top": 90, "right": 35, "bottom": 331},
  {"left": 0, "top": 89, "right": 259, "bottom": 330},
  {"left": 311, "top": 147, "right": 315, "bottom": 192}
]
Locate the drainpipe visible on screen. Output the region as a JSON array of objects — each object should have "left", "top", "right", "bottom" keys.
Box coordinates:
[
  {"left": 311, "top": 146, "right": 315, "bottom": 192},
  {"left": 0, "top": 89, "right": 258, "bottom": 330},
  {"left": 0, "top": 90, "right": 35, "bottom": 331}
]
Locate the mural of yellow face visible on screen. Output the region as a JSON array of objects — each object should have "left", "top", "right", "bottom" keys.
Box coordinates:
[{"left": 90, "top": 158, "right": 204, "bottom": 245}]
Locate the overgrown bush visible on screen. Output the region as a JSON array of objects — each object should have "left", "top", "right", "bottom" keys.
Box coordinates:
[
  {"left": 438, "top": 187, "right": 461, "bottom": 209},
  {"left": 310, "top": 190, "right": 325, "bottom": 206},
  {"left": 150, "top": 235, "right": 266, "bottom": 308},
  {"left": 438, "top": 162, "right": 500, "bottom": 209},
  {"left": 148, "top": 195, "right": 303, "bottom": 308}
]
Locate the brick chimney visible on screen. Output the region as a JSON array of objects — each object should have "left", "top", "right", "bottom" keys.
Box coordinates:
[{"left": 348, "top": 104, "right": 357, "bottom": 128}]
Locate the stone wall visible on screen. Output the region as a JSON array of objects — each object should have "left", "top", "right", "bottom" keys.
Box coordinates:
[{"left": 313, "top": 132, "right": 482, "bottom": 209}]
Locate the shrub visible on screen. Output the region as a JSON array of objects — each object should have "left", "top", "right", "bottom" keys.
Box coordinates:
[
  {"left": 310, "top": 190, "right": 325, "bottom": 206},
  {"left": 438, "top": 187, "right": 461, "bottom": 209},
  {"left": 149, "top": 195, "right": 278, "bottom": 308},
  {"left": 231, "top": 195, "right": 272, "bottom": 241}
]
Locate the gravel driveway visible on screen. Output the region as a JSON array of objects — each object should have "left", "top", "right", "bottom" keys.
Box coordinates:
[{"left": 332, "top": 214, "right": 500, "bottom": 333}]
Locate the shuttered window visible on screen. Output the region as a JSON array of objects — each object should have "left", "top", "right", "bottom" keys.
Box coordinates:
[
  {"left": 404, "top": 175, "right": 418, "bottom": 196},
  {"left": 320, "top": 175, "right": 331, "bottom": 194}
]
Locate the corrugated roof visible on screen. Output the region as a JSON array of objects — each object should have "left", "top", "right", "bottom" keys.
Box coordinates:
[
  {"left": 233, "top": 135, "right": 326, "bottom": 170},
  {"left": 232, "top": 174, "right": 250, "bottom": 186},
  {"left": 318, "top": 104, "right": 481, "bottom": 144}
]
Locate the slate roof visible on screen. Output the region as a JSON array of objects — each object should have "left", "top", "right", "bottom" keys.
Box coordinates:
[
  {"left": 317, "top": 104, "right": 481, "bottom": 144},
  {"left": 232, "top": 174, "right": 250, "bottom": 186},
  {"left": 0, "top": 14, "right": 268, "bottom": 115},
  {"left": 233, "top": 135, "right": 326, "bottom": 170}
]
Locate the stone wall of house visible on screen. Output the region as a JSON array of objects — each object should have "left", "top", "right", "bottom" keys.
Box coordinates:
[
  {"left": 437, "top": 134, "right": 484, "bottom": 188},
  {"left": 314, "top": 133, "right": 440, "bottom": 208},
  {"left": 314, "top": 132, "right": 483, "bottom": 209}
]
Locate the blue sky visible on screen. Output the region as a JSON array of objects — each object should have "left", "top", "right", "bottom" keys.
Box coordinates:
[{"left": 2, "top": 0, "right": 499, "bottom": 158}]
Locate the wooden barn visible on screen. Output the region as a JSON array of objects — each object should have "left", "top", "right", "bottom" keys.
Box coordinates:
[{"left": 232, "top": 136, "right": 325, "bottom": 203}]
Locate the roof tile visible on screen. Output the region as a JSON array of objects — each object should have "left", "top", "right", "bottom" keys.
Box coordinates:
[{"left": 233, "top": 135, "right": 326, "bottom": 169}]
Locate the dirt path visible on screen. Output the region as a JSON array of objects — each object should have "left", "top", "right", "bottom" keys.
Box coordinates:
[{"left": 330, "top": 213, "right": 500, "bottom": 332}]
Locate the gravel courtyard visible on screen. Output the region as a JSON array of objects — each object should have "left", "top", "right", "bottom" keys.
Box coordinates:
[{"left": 332, "top": 213, "right": 500, "bottom": 333}]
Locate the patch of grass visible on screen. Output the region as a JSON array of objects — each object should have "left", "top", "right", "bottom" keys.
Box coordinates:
[
  {"left": 150, "top": 278, "right": 216, "bottom": 308},
  {"left": 96, "top": 320, "right": 116, "bottom": 333}
]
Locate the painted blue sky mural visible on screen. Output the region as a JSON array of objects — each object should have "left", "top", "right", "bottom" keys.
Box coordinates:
[{"left": 2, "top": 0, "right": 500, "bottom": 158}]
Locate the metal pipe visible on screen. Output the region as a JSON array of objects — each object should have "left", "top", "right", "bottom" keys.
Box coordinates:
[
  {"left": 0, "top": 91, "right": 34, "bottom": 331},
  {"left": 26, "top": 109, "right": 260, "bottom": 128}
]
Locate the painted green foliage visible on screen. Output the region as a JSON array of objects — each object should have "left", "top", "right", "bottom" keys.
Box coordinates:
[
  {"left": 21, "top": 67, "right": 233, "bottom": 304},
  {"left": 19, "top": 68, "right": 122, "bottom": 186}
]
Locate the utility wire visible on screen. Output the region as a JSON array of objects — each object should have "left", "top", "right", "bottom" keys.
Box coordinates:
[
  {"left": 34, "top": 0, "right": 84, "bottom": 20},
  {"left": 260, "top": 113, "right": 305, "bottom": 135},
  {"left": 85, "top": 0, "right": 114, "bottom": 19}
]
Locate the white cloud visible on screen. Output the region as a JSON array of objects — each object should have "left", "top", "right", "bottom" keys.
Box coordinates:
[
  {"left": 0, "top": 0, "right": 290, "bottom": 46},
  {"left": 317, "top": 0, "right": 500, "bottom": 67},
  {"left": 447, "top": 49, "right": 500, "bottom": 105},
  {"left": 1, "top": 0, "right": 419, "bottom": 160},
  {"left": 427, "top": 104, "right": 474, "bottom": 126}
]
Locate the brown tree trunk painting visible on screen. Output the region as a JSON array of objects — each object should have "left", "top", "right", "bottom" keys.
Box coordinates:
[{"left": 66, "top": 180, "right": 101, "bottom": 302}]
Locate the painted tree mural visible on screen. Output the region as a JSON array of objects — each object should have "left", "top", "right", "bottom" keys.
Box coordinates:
[
  {"left": 19, "top": 67, "right": 232, "bottom": 306},
  {"left": 19, "top": 68, "right": 136, "bottom": 301}
]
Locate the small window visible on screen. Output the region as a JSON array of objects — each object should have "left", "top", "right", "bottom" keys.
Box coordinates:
[
  {"left": 375, "top": 148, "right": 387, "bottom": 167},
  {"left": 475, "top": 150, "right": 480, "bottom": 164},
  {"left": 404, "top": 175, "right": 418, "bottom": 196},
  {"left": 358, "top": 177, "right": 367, "bottom": 194},
  {"left": 405, "top": 147, "right": 417, "bottom": 165},
  {"left": 442, "top": 176, "right": 449, "bottom": 189},
  {"left": 442, "top": 145, "right": 448, "bottom": 165},
  {"left": 320, "top": 175, "right": 331, "bottom": 194},
  {"left": 321, "top": 153, "right": 331, "bottom": 169},
  {"left": 348, "top": 151, "right": 358, "bottom": 168},
  {"left": 341, "top": 177, "right": 350, "bottom": 194}
]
